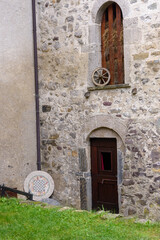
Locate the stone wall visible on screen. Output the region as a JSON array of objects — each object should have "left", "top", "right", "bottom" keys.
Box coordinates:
[
  {"left": 37, "top": 0, "right": 160, "bottom": 219},
  {"left": 0, "top": 0, "right": 37, "bottom": 190}
]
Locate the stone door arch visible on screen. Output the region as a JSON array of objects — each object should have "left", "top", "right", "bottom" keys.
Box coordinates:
[{"left": 81, "top": 115, "right": 127, "bottom": 210}]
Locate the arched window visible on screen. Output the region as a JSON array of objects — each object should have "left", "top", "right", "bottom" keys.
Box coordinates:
[{"left": 101, "top": 3, "right": 124, "bottom": 85}]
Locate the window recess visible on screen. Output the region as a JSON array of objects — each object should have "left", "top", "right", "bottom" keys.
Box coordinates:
[{"left": 101, "top": 3, "right": 124, "bottom": 85}]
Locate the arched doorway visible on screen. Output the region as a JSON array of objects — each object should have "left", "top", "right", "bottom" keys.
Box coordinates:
[{"left": 83, "top": 115, "right": 127, "bottom": 211}]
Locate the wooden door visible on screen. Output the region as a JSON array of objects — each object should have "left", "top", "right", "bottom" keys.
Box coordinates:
[{"left": 91, "top": 138, "right": 119, "bottom": 213}]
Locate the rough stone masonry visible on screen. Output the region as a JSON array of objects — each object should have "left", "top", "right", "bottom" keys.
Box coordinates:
[{"left": 36, "top": 0, "right": 160, "bottom": 220}]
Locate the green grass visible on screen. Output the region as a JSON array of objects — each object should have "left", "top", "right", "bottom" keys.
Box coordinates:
[{"left": 0, "top": 198, "right": 160, "bottom": 240}]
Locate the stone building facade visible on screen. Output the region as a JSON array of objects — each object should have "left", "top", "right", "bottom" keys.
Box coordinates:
[
  {"left": 0, "top": 0, "right": 160, "bottom": 220},
  {"left": 37, "top": 0, "right": 160, "bottom": 220}
]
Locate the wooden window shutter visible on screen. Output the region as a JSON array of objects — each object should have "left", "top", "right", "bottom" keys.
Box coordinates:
[{"left": 101, "top": 3, "right": 124, "bottom": 85}]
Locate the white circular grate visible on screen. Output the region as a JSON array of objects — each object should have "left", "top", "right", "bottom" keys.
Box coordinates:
[{"left": 24, "top": 171, "right": 54, "bottom": 201}]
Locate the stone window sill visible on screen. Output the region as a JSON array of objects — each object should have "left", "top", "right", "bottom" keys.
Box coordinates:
[{"left": 87, "top": 84, "right": 130, "bottom": 91}]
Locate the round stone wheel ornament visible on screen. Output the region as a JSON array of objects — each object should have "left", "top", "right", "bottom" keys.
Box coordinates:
[
  {"left": 24, "top": 171, "right": 54, "bottom": 201},
  {"left": 92, "top": 67, "right": 110, "bottom": 86}
]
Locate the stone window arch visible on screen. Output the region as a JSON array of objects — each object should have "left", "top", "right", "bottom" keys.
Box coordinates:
[{"left": 88, "top": 0, "right": 130, "bottom": 88}]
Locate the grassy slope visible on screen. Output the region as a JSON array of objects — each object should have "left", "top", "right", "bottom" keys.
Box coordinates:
[{"left": 0, "top": 198, "right": 160, "bottom": 240}]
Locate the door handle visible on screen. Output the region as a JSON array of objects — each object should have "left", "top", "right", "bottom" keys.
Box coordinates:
[
  {"left": 101, "top": 179, "right": 116, "bottom": 184},
  {"left": 101, "top": 179, "right": 108, "bottom": 184}
]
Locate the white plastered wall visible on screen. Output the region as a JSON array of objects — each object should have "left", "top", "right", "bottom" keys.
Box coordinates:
[{"left": 0, "top": 0, "right": 37, "bottom": 190}]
